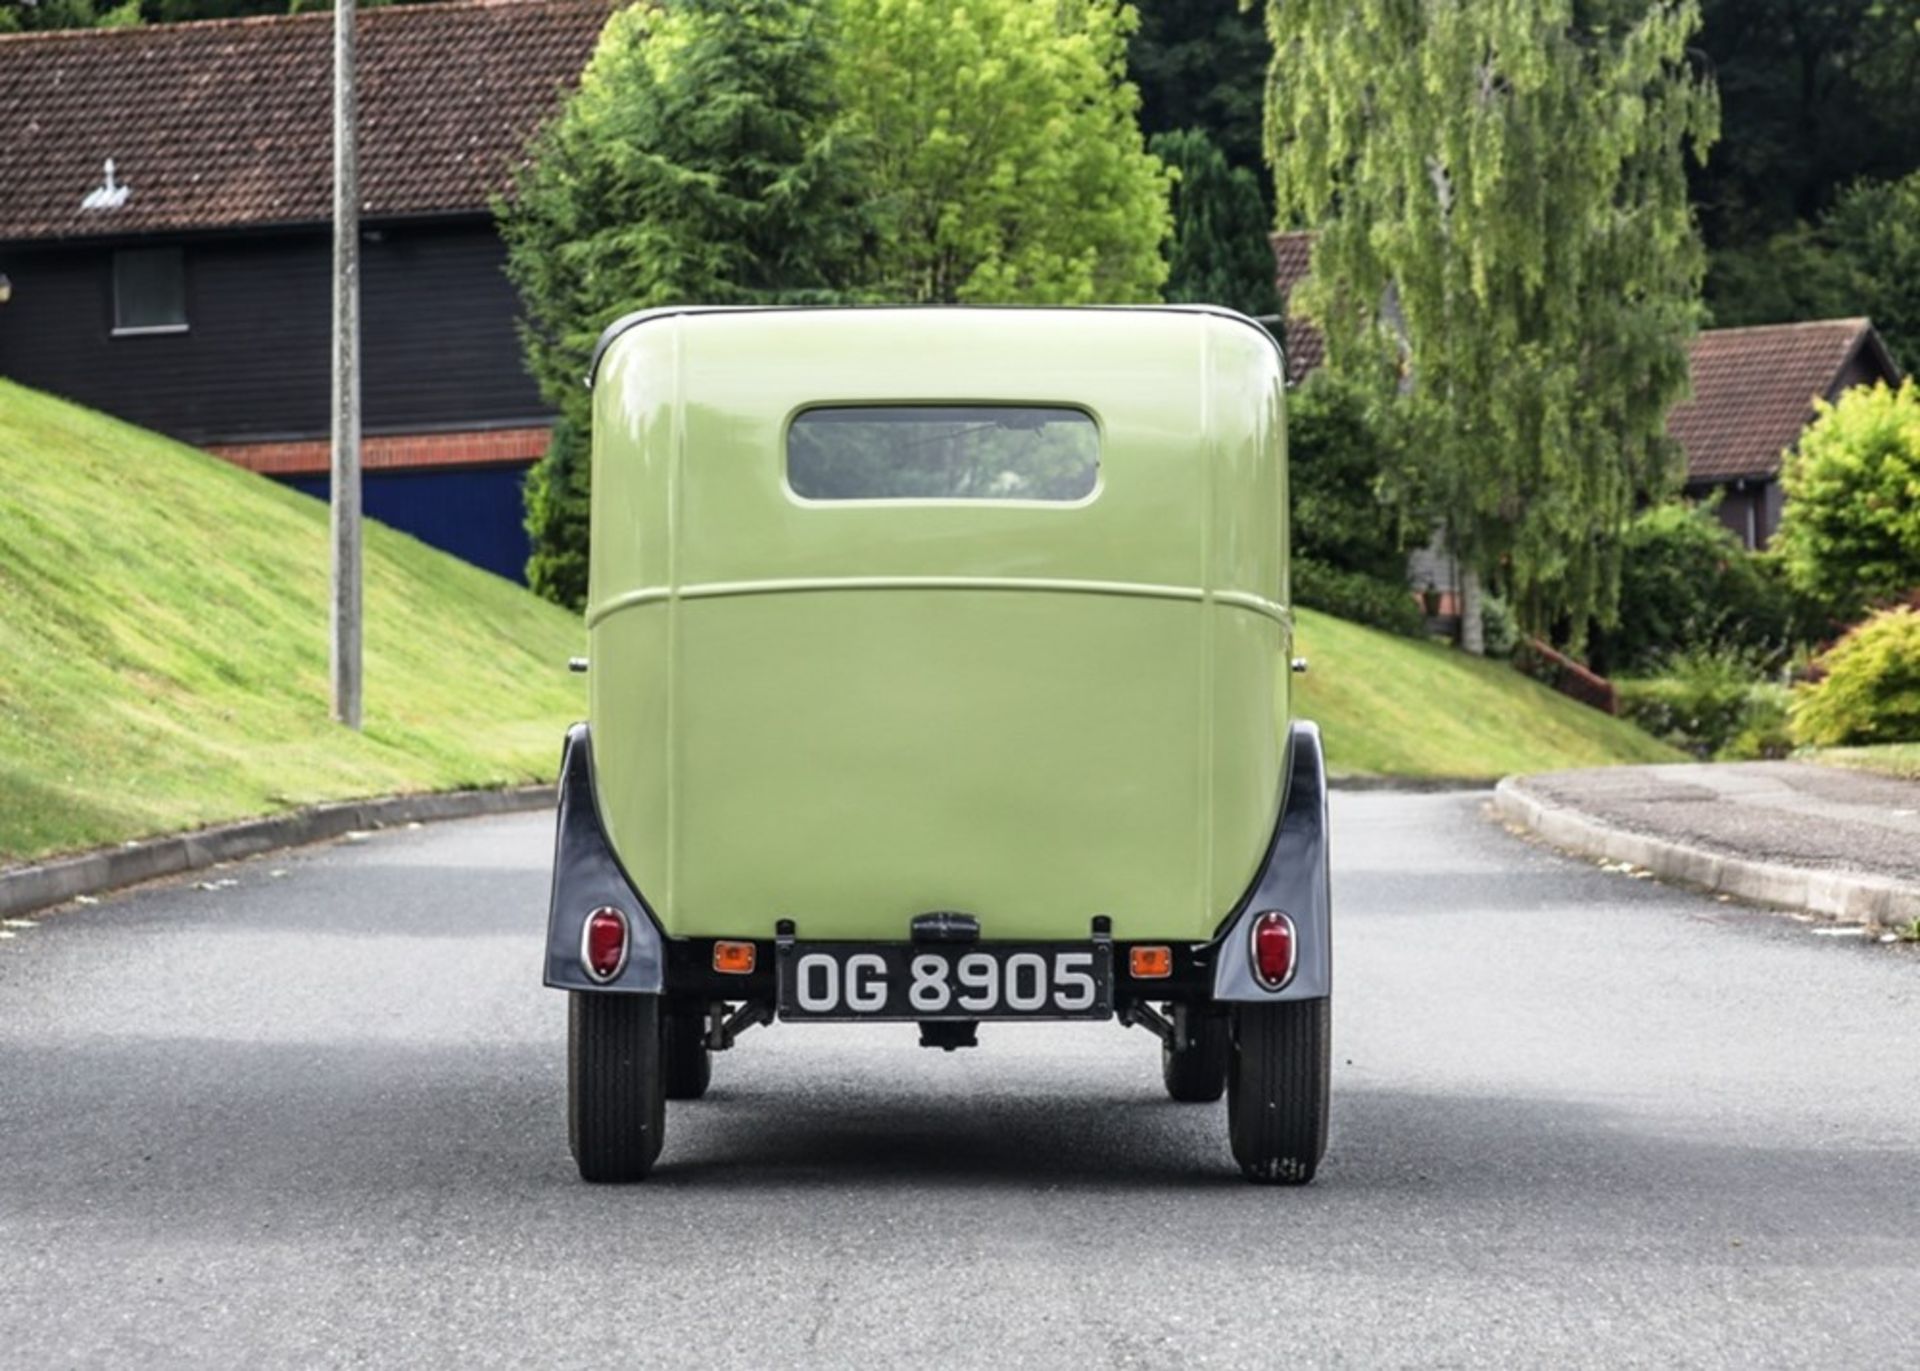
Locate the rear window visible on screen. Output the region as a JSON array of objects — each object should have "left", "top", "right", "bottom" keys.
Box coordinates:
[{"left": 787, "top": 406, "right": 1098, "bottom": 502}]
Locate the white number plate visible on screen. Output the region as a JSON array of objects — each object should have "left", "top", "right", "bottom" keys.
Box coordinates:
[{"left": 777, "top": 943, "right": 1113, "bottom": 1021}]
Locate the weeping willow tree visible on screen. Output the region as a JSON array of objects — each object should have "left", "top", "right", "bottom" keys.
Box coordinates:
[{"left": 1263, "top": 0, "right": 1718, "bottom": 650}]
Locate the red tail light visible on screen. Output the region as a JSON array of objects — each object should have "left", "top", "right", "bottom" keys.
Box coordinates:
[
  {"left": 1250, "top": 910, "right": 1296, "bottom": 991},
  {"left": 582, "top": 907, "right": 629, "bottom": 982}
]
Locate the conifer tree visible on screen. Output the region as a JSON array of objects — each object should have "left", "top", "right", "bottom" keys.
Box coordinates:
[
  {"left": 498, "top": 0, "right": 870, "bottom": 607},
  {"left": 1152, "top": 128, "right": 1279, "bottom": 320}
]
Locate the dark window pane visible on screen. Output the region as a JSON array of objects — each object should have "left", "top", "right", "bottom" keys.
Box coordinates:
[
  {"left": 113, "top": 248, "right": 186, "bottom": 332},
  {"left": 788, "top": 406, "right": 1098, "bottom": 502}
]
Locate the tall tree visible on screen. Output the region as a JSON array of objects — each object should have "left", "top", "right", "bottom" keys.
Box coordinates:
[
  {"left": 1129, "top": 0, "right": 1271, "bottom": 188},
  {"left": 498, "top": 0, "right": 871, "bottom": 607},
  {"left": 1152, "top": 128, "right": 1279, "bottom": 320},
  {"left": 832, "top": 0, "right": 1171, "bottom": 305},
  {"left": 1707, "top": 169, "right": 1920, "bottom": 367},
  {"left": 1264, "top": 0, "right": 1719, "bottom": 650},
  {"left": 1694, "top": 0, "right": 1920, "bottom": 328}
]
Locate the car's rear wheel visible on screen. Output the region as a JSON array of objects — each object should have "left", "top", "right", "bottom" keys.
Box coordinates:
[
  {"left": 1161, "top": 1009, "right": 1230, "bottom": 1102},
  {"left": 1226, "top": 997, "right": 1329, "bottom": 1184},
  {"left": 661, "top": 1006, "right": 713, "bottom": 1100},
  {"left": 568, "top": 992, "right": 666, "bottom": 1182}
]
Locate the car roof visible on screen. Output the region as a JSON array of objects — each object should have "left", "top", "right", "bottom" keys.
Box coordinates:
[{"left": 583, "top": 303, "right": 1284, "bottom": 390}]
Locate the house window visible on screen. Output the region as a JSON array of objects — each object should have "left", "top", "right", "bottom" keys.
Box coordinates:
[{"left": 112, "top": 248, "right": 187, "bottom": 334}]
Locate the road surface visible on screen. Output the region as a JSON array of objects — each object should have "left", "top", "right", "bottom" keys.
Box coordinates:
[{"left": 3, "top": 793, "right": 1917, "bottom": 1367}]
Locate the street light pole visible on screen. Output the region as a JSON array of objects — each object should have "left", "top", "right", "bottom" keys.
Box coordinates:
[{"left": 330, "top": 0, "right": 362, "bottom": 728}]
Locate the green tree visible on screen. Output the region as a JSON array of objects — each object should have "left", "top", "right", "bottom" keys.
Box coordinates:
[
  {"left": 1128, "top": 0, "right": 1271, "bottom": 186},
  {"left": 1823, "top": 172, "right": 1920, "bottom": 369},
  {"left": 1151, "top": 128, "right": 1279, "bottom": 320},
  {"left": 831, "top": 0, "right": 1171, "bottom": 305},
  {"left": 1263, "top": 0, "right": 1719, "bottom": 651},
  {"left": 1774, "top": 379, "right": 1920, "bottom": 619},
  {"left": 1694, "top": 1, "right": 1920, "bottom": 331},
  {"left": 497, "top": 0, "right": 871, "bottom": 606},
  {"left": 1709, "top": 171, "right": 1920, "bottom": 369},
  {"left": 0, "top": 0, "right": 140, "bottom": 30}
]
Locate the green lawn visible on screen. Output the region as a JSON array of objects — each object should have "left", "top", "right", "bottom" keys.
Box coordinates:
[
  {"left": 1293, "top": 608, "right": 1684, "bottom": 780},
  {"left": 0, "top": 380, "right": 584, "bottom": 865},
  {"left": 1806, "top": 744, "right": 1920, "bottom": 781}
]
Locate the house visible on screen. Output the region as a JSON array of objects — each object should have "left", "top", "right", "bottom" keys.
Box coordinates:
[
  {"left": 0, "top": 0, "right": 608, "bottom": 581},
  {"left": 1268, "top": 230, "right": 1324, "bottom": 385},
  {"left": 1272, "top": 233, "right": 1906, "bottom": 554},
  {"left": 1666, "top": 318, "right": 1903, "bottom": 549}
]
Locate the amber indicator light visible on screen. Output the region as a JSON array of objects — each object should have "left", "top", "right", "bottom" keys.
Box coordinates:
[
  {"left": 1129, "top": 945, "right": 1173, "bottom": 979},
  {"left": 713, "top": 941, "right": 757, "bottom": 975}
]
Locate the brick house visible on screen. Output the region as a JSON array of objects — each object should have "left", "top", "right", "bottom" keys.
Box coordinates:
[{"left": 0, "top": 0, "right": 608, "bottom": 581}]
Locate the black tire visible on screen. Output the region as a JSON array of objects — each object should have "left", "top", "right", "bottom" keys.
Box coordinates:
[
  {"left": 661, "top": 1007, "right": 713, "bottom": 1101},
  {"left": 1226, "top": 997, "right": 1330, "bottom": 1184},
  {"left": 568, "top": 992, "right": 666, "bottom": 1183},
  {"left": 1161, "top": 1010, "right": 1230, "bottom": 1102}
]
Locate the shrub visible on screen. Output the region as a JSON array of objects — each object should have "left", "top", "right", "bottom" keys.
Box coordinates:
[
  {"left": 1773, "top": 380, "right": 1920, "bottom": 621},
  {"left": 1617, "top": 646, "right": 1781, "bottom": 758},
  {"left": 1480, "top": 594, "right": 1519, "bottom": 659},
  {"left": 1719, "top": 684, "right": 1793, "bottom": 761},
  {"left": 1789, "top": 607, "right": 1920, "bottom": 747},
  {"left": 1289, "top": 373, "right": 1420, "bottom": 587},
  {"left": 1590, "top": 500, "right": 1804, "bottom": 676},
  {"left": 1291, "top": 559, "right": 1425, "bottom": 637}
]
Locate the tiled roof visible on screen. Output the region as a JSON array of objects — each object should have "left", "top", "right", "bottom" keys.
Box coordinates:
[
  {"left": 1270, "top": 229, "right": 1323, "bottom": 383},
  {"left": 1669, "top": 319, "right": 1899, "bottom": 482},
  {"left": 0, "top": 0, "right": 608, "bottom": 243}
]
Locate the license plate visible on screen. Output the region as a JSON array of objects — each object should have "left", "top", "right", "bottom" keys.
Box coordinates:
[{"left": 777, "top": 942, "right": 1113, "bottom": 1021}]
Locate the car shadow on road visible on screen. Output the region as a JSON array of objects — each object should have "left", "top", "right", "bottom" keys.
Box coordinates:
[{"left": 6, "top": 1033, "right": 1917, "bottom": 1260}]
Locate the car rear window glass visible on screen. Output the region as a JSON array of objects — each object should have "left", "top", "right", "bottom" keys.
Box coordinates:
[{"left": 787, "top": 406, "right": 1098, "bottom": 501}]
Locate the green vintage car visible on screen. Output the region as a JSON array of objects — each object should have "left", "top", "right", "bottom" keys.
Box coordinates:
[{"left": 544, "top": 306, "right": 1331, "bottom": 1184}]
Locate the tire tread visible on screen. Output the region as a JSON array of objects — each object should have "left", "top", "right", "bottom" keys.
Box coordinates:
[
  {"left": 568, "top": 993, "right": 665, "bottom": 1182},
  {"left": 1227, "top": 997, "right": 1329, "bottom": 1184}
]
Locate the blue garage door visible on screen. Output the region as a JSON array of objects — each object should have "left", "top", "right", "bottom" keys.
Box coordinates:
[{"left": 284, "top": 463, "right": 533, "bottom": 584}]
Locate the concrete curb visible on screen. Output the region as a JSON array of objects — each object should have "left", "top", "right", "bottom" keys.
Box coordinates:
[
  {"left": 0, "top": 784, "right": 556, "bottom": 920},
  {"left": 1492, "top": 775, "right": 1920, "bottom": 929}
]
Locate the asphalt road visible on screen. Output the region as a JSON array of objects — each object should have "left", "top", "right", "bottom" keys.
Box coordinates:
[{"left": 3, "top": 793, "right": 1917, "bottom": 1368}]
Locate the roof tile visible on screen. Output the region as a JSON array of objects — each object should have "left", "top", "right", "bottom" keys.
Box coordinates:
[
  {"left": 0, "top": 0, "right": 608, "bottom": 242},
  {"left": 1270, "top": 229, "right": 1322, "bottom": 383},
  {"left": 1668, "top": 319, "right": 1887, "bottom": 482}
]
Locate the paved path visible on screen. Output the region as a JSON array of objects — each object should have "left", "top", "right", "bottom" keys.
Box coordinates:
[
  {"left": 1516, "top": 761, "right": 1920, "bottom": 882},
  {"left": 3, "top": 795, "right": 1918, "bottom": 1367}
]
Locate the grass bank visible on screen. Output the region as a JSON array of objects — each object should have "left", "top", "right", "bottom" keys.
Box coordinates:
[
  {"left": 0, "top": 380, "right": 582, "bottom": 865},
  {"left": 1293, "top": 609, "right": 1684, "bottom": 780},
  {"left": 1806, "top": 744, "right": 1920, "bottom": 781},
  {"left": 1, "top": 382, "right": 1678, "bottom": 862}
]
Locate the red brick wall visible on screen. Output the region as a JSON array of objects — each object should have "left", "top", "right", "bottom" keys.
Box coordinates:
[{"left": 207, "top": 425, "right": 551, "bottom": 477}]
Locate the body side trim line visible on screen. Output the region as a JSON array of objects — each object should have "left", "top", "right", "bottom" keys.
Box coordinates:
[{"left": 587, "top": 577, "right": 1292, "bottom": 629}]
